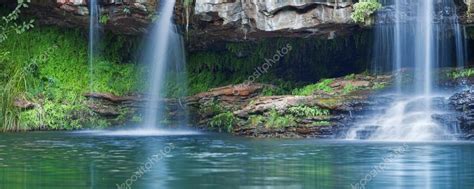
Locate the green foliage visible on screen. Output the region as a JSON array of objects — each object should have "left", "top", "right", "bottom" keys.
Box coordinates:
[
  {"left": 19, "top": 99, "right": 110, "bottom": 130},
  {"left": 187, "top": 35, "right": 371, "bottom": 95},
  {"left": 0, "top": 62, "right": 36, "bottom": 131},
  {"left": 99, "top": 14, "right": 109, "bottom": 25},
  {"left": 248, "top": 115, "right": 264, "bottom": 128},
  {"left": 201, "top": 100, "right": 224, "bottom": 116},
  {"left": 448, "top": 68, "right": 474, "bottom": 79},
  {"left": 342, "top": 83, "right": 358, "bottom": 94},
  {"left": 287, "top": 106, "right": 330, "bottom": 118},
  {"left": 372, "top": 82, "right": 386, "bottom": 90},
  {"left": 351, "top": 0, "right": 382, "bottom": 24},
  {"left": 209, "top": 111, "right": 236, "bottom": 132},
  {"left": 292, "top": 79, "right": 334, "bottom": 96},
  {"left": 265, "top": 109, "right": 296, "bottom": 128},
  {"left": 312, "top": 121, "right": 331, "bottom": 127},
  {"left": 0, "top": 27, "right": 142, "bottom": 131},
  {"left": 0, "top": 2, "right": 34, "bottom": 43}
]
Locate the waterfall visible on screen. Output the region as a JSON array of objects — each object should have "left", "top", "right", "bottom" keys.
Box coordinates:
[
  {"left": 346, "top": 0, "right": 465, "bottom": 141},
  {"left": 88, "top": 0, "right": 99, "bottom": 92},
  {"left": 142, "top": 0, "right": 188, "bottom": 129}
]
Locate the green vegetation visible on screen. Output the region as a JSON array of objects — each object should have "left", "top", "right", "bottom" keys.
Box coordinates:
[
  {"left": 248, "top": 115, "right": 264, "bottom": 128},
  {"left": 209, "top": 111, "right": 237, "bottom": 132},
  {"left": 0, "top": 27, "right": 143, "bottom": 131},
  {"left": 200, "top": 100, "right": 224, "bottom": 116},
  {"left": 447, "top": 68, "right": 474, "bottom": 79},
  {"left": 342, "top": 83, "right": 358, "bottom": 94},
  {"left": 0, "top": 1, "right": 34, "bottom": 43},
  {"left": 187, "top": 34, "right": 372, "bottom": 95},
  {"left": 372, "top": 82, "right": 386, "bottom": 90},
  {"left": 265, "top": 109, "right": 296, "bottom": 128},
  {"left": 312, "top": 121, "right": 331, "bottom": 127},
  {"left": 99, "top": 14, "right": 109, "bottom": 24},
  {"left": 287, "top": 105, "right": 330, "bottom": 118},
  {"left": 351, "top": 0, "right": 382, "bottom": 24},
  {"left": 292, "top": 79, "right": 334, "bottom": 96}
]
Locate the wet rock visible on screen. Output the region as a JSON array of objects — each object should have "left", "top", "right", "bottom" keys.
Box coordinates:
[
  {"left": 87, "top": 103, "right": 120, "bottom": 117},
  {"left": 187, "top": 74, "right": 391, "bottom": 138},
  {"left": 449, "top": 90, "right": 474, "bottom": 136}
]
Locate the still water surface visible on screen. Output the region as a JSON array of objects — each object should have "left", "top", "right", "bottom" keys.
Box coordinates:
[{"left": 0, "top": 131, "right": 473, "bottom": 189}]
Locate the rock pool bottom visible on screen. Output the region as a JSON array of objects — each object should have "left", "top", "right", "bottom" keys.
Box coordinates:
[{"left": 0, "top": 131, "right": 474, "bottom": 189}]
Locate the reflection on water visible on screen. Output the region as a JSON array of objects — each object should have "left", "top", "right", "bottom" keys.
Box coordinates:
[{"left": 0, "top": 132, "right": 473, "bottom": 189}]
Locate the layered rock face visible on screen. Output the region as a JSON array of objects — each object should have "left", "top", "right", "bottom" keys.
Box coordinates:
[
  {"left": 193, "top": 0, "right": 353, "bottom": 32},
  {"left": 22, "top": 0, "right": 153, "bottom": 35},
  {"left": 14, "top": 0, "right": 358, "bottom": 46},
  {"left": 190, "top": 0, "right": 356, "bottom": 48},
  {"left": 11, "top": 0, "right": 472, "bottom": 48}
]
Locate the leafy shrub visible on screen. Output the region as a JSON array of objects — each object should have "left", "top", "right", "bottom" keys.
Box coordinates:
[
  {"left": 342, "top": 83, "right": 358, "bottom": 94},
  {"left": 287, "top": 106, "right": 330, "bottom": 118},
  {"left": 351, "top": 0, "right": 382, "bottom": 24},
  {"left": 292, "top": 79, "right": 334, "bottom": 96},
  {"left": 209, "top": 111, "right": 237, "bottom": 132},
  {"left": 248, "top": 115, "right": 264, "bottom": 127},
  {"left": 265, "top": 109, "right": 296, "bottom": 128}
]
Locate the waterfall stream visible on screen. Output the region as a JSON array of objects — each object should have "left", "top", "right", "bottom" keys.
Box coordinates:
[
  {"left": 88, "top": 0, "right": 99, "bottom": 92},
  {"left": 346, "top": 0, "right": 465, "bottom": 141},
  {"left": 142, "top": 0, "right": 189, "bottom": 129}
]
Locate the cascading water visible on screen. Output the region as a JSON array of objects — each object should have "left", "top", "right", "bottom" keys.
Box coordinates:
[
  {"left": 88, "top": 0, "right": 99, "bottom": 92},
  {"left": 142, "top": 0, "right": 189, "bottom": 129},
  {"left": 346, "top": 0, "right": 465, "bottom": 141}
]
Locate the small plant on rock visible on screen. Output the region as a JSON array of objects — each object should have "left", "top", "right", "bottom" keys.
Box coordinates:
[
  {"left": 209, "top": 111, "right": 237, "bottom": 132},
  {"left": 265, "top": 109, "right": 296, "bottom": 128},
  {"left": 248, "top": 115, "right": 264, "bottom": 128},
  {"left": 351, "top": 0, "right": 382, "bottom": 25},
  {"left": 99, "top": 14, "right": 110, "bottom": 24},
  {"left": 288, "top": 105, "right": 330, "bottom": 118},
  {"left": 292, "top": 79, "right": 334, "bottom": 96}
]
